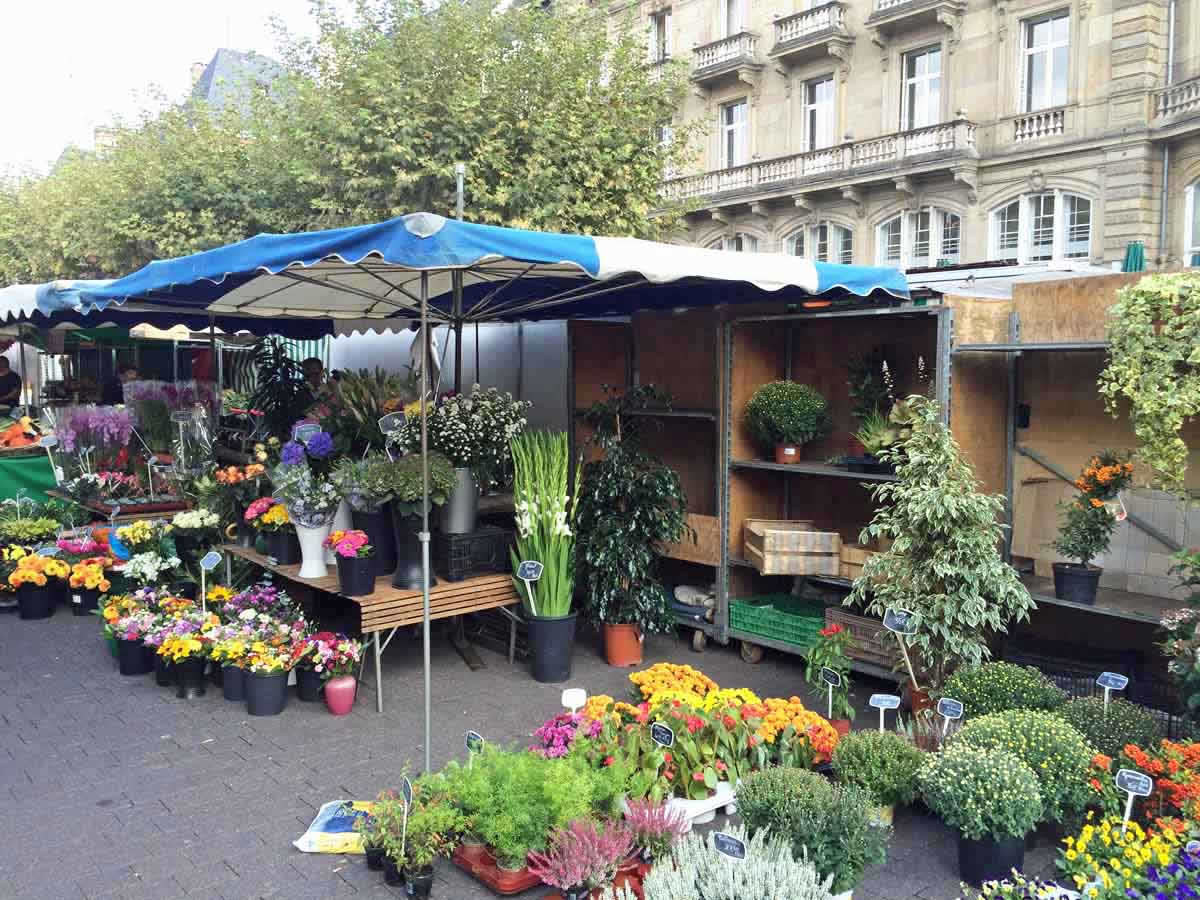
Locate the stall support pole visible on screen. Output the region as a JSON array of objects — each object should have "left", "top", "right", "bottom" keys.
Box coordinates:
[
  {"left": 419, "top": 271, "right": 433, "bottom": 775},
  {"left": 453, "top": 162, "right": 465, "bottom": 393},
  {"left": 17, "top": 325, "right": 27, "bottom": 406},
  {"left": 209, "top": 317, "right": 219, "bottom": 398}
]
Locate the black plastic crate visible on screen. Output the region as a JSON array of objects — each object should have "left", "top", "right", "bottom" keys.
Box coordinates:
[{"left": 433, "top": 525, "right": 515, "bottom": 582}]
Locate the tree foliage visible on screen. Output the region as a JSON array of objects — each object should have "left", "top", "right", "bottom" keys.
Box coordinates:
[{"left": 0, "top": 0, "right": 695, "bottom": 284}]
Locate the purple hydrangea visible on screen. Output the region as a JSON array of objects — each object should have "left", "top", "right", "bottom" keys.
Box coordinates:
[
  {"left": 280, "top": 441, "right": 306, "bottom": 465},
  {"left": 306, "top": 432, "right": 334, "bottom": 459}
]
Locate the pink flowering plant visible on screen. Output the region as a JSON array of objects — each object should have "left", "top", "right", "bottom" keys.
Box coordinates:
[
  {"left": 291, "top": 631, "right": 362, "bottom": 680},
  {"left": 113, "top": 610, "right": 156, "bottom": 642},
  {"left": 223, "top": 582, "right": 297, "bottom": 618},
  {"left": 323, "top": 529, "right": 373, "bottom": 559},
  {"left": 531, "top": 712, "right": 604, "bottom": 759},
  {"left": 244, "top": 497, "right": 290, "bottom": 532},
  {"left": 623, "top": 798, "right": 687, "bottom": 860},
  {"left": 527, "top": 819, "right": 634, "bottom": 892}
]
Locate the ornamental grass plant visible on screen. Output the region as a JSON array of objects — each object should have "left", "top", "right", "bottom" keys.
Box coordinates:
[
  {"left": 917, "top": 745, "right": 1042, "bottom": 842},
  {"left": 509, "top": 431, "right": 579, "bottom": 618},
  {"left": 941, "top": 662, "right": 1068, "bottom": 718}
]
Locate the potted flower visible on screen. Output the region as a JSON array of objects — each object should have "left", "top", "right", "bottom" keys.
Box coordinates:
[
  {"left": 804, "top": 622, "right": 856, "bottom": 733},
  {"left": 244, "top": 497, "right": 299, "bottom": 565},
  {"left": 402, "top": 795, "right": 466, "bottom": 898},
  {"left": 331, "top": 454, "right": 398, "bottom": 577},
  {"left": 622, "top": 798, "right": 686, "bottom": 868},
  {"left": 385, "top": 451, "right": 456, "bottom": 590},
  {"left": 830, "top": 730, "right": 925, "bottom": 827},
  {"left": 215, "top": 463, "right": 268, "bottom": 547},
  {"left": 209, "top": 631, "right": 250, "bottom": 702},
  {"left": 917, "top": 744, "right": 1042, "bottom": 885},
  {"left": 528, "top": 819, "right": 635, "bottom": 900},
  {"left": 575, "top": 387, "right": 691, "bottom": 668},
  {"left": 1051, "top": 451, "right": 1134, "bottom": 605},
  {"left": 744, "top": 381, "right": 831, "bottom": 464},
  {"left": 324, "top": 529, "right": 376, "bottom": 596},
  {"left": 111, "top": 609, "right": 157, "bottom": 676},
  {"left": 68, "top": 556, "right": 112, "bottom": 616},
  {"left": 120, "top": 549, "right": 182, "bottom": 590},
  {"left": 271, "top": 441, "right": 343, "bottom": 578},
  {"left": 158, "top": 614, "right": 217, "bottom": 699},
  {"left": 9, "top": 552, "right": 70, "bottom": 619},
  {"left": 170, "top": 508, "right": 221, "bottom": 564},
  {"left": 243, "top": 641, "right": 295, "bottom": 716},
  {"left": 509, "top": 432, "right": 580, "bottom": 683},
  {"left": 294, "top": 631, "right": 363, "bottom": 716}
]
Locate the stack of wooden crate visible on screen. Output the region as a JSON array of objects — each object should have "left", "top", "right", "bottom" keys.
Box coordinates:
[{"left": 743, "top": 519, "right": 840, "bottom": 576}]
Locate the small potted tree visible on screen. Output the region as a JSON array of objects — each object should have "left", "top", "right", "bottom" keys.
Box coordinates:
[
  {"left": 917, "top": 744, "right": 1042, "bottom": 885},
  {"left": 403, "top": 796, "right": 465, "bottom": 898},
  {"left": 1051, "top": 451, "right": 1134, "bottom": 605},
  {"left": 576, "top": 387, "right": 691, "bottom": 667},
  {"left": 744, "top": 381, "right": 831, "bottom": 464}
]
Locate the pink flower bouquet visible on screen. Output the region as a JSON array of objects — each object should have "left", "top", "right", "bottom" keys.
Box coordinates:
[{"left": 323, "top": 529, "right": 374, "bottom": 559}]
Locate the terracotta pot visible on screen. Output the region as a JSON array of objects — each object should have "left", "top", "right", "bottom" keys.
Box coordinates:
[
  {"left": 774, "top": 443, "right": 801, "bottom": 465},
  {"left": 457, "top": 840, "right": 489, "bottom": 866},
  {"left": 492, "top": 864, "right": 534, "bottom": 893},
  {"left": 908, "top": 680, "right": 935, "bottom": 715},
  {"left": 831, "top": 718, "right": 852, "bottom": 736},
  {"left": 323, "top": 674, "right": 357, "bottom": 716},
  {"left": 603, "top": 623, "right": 644, "bottom": 667}
]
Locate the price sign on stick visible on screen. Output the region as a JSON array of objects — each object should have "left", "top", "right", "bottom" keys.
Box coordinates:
[
  {"left": 650, "top": 722, "right": 675, "bottom": 748},
  {"left": 561, "top": 688, "right": 587, "bottom": 714},
  {"left": 820, "top": 667, "right": 842, "bottom": 719},
  {"left": 882, "top": 607, "right": 921, "bottom": 693},
  {"left": 199, "top": 551, "right": 222, "bottom": 615},
  {"left": 712, "top": 832, "right": 746, "bottom": 861},
  {"left": 1115, "top": 768, "right": 1152, "bottom": 834},
  {"left": 465, "top": 731, "right": 485, "bottom": 754},
  {"left": 293, "top": 423, "right": 320, "bottom": 443},
  {"left": 399, "top": 775, "right": 414, "bottom": 857},
  {"left": 378, "top": 412, "right": 405, "bottom": 436},
  {"left": 936, "top": 697, "right": 964, "bottom": 736},
  {"left": 35, "top": 545, "right": 60, "bottom": 557},
  {"left": 1096, "top": 671, "right": 1129, "bottom": 716},
  {"left": 516, "top": 560, "right": 544, "bottom": 616},
  {"left": 869, "top": 694, "right": 901, "bottom": 733}
]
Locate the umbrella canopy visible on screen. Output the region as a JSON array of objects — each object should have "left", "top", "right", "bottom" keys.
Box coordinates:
[{"left": 19, "top": 213, "right": 908, "bottom": 325}]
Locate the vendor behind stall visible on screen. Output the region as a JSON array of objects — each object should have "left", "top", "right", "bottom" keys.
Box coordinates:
[
  {"left": 101, "top": 363, "right": 138, "bottom": 405},
  {"left": 0, "top": 358, "right": 22, "bottom": 410}
]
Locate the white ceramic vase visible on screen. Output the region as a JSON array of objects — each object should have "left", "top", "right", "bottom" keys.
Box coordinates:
[
  {"left": 326, "top": 500, "right": 353, "bottom": 563},
  {"left": 295, "top": 521, "right": 333, "bottom": 579}
]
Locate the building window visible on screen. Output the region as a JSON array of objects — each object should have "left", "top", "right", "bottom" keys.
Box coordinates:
[
  {"left": 1023, "top": 11, "right": 1069, "bottom": 112},
  {"left": 989, "top": 192, "right": 1091, "bottom": 263},
  {"left": 722, "top": 0, "right": 746, "bottom": 36},
  {"left": 787, "top": 223, "right": 853, "bottom": 263},
  {"left": 902, "top": 46, "right": 942, "bottom": 130},
  {"left": 657, "top": 123, "right": 674, "bottom": 177},
  {"left": 803, "top": 76, "right": 836, "bottom": 151},
  {"left": 709, "top": 233, "right": 759, "bottom": 252},
  {"left": 648, "top": 10, "right": 671, "bottom": 63},
  {"left": 721, "top": 99, "right": 748, "bottom": 168},
  {"left": 1186, "top": 184, "right": 1200, "bottom": 266},
  {"left": 876, "top": 208, "right": 962, "bottom": 267}
]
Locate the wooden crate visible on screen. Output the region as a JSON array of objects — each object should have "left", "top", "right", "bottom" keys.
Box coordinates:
[
  {"left": 744, "top": 520, "right": 839, "bottom": 575},
  {"left": 826, "top": 607, "right": 902, "bottom": 671},
  {"left": 660, "top": 513, "right": 720, "bottom": 566},
  {"left": 839, "top": 543, "right": 878, "bottom": 580}
]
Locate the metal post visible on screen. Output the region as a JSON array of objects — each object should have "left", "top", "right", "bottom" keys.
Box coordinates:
[
  {"left": 17, "top": 325, "right": 27, "bottom": 407},
  {"left": 419, "top": 272, "right": 433, "bottom": 774},
  {"left": 172, "top": 339, "right": 178, "bottom": 382},
  {"left": 208, "top": 317, "right": 217, "bottom": 396},
  {"left": 453, "top": 163, "right": 466, "bottom": 393}
]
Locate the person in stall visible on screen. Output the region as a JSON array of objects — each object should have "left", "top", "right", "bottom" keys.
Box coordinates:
[
  {"left": 301, "top": 357, "right": 333, "bottom": 407},
  {"left": 101, "top": 362, "right": 138, "bottom": 406},
  {"left": 0, "top": 358, "right": 21, "bottom": 411}
]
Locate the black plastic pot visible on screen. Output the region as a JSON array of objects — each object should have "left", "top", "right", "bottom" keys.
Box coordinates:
[
  {"left": 154, "top": 654, "right": 175, "bottom": 687},
  {"left": 174, "top": 657, "right": 207, "bottom": 699},
  {"left": 264, "top": 530, "right": 301, "bottom": 566},
  {"left": 957, "top": 833, "right": 1025, "bottom": 886},
  {"left": 364, "top": 845, "right": 385, "bottom": 871},
  {"left": 245, "top": 670, "right": 289, "bottom": 716},
  {"left": 233, "top": 511, "right": 256, "bottom": 549},
  {"left": 407, "top": 866, "right": 434, "bottom": 898},
  {"left": 843, "top": 455, "right": 894, "bottom": 475},
  {"left": 336, "top": 554, "right": 376, "bottom": 597},
  {"left": 383, "top": 857, "right": 405, "bottom": 887},
  {"left": 392, "top": 511, "right": 436, "bottom": 590},
  {"left": 209, "top": 662, "right": 224, "bottom": 686},
  {"left": 352, "top": 505, "right": 397, "bottom": 578},
  {"left": 295, "top": 667, "right": 323, "bottom": 702},
  {"left": 73, "top": 588, "right": 102, "bottom": 616},
  {"left": 527, "top": 612, "right": 577, "bottom": 683},
  {"left": 1052, "top": 563, "right": 1101, "bottom": 605},
  {"left": 142, "top": 642, "right": 158, "bottom": 670},
  {"left": 169, "top": 581, "right": 199, "bottom": 601},
  {"left": 16, "top": 583, "right": 54, "bottom": 620},
  {"left": 222, "top": 664, "right": 246, "bottom": 702},
  {"left": 173, "top": 533, "right": 202, "bottom": 565},
  {"left": 117, "top": 638, "right": 153, "bottom": 676}
]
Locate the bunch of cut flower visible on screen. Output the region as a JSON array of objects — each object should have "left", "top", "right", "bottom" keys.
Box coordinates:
[
  {"left": 69, "top": 557, "right": 113, "bottom": 593},
  {"left": 244, "top": 640, "right": 295, "bottom": 674},
  {"left": 323, "top": 529, "right": 373, "bottom": 558},
  {"left": 223, "top": 582, "right": 296, "bottom": 618},
  {"left": 115, "top": 519, "right": 167, "bottom": 554},
  {"left": 628, "top": 663, "right": 718, "bottom": 704},
  {"left": 290, "top": 631, "right": 361, "bottom": 679},
  {"left": 244, "top": 497, "right": 290, "bottom": 531},
  {"left": 156, "top": 611, "right": 221, "bottom": 662}
]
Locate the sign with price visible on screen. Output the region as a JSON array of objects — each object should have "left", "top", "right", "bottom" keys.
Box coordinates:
[
  {"left": 712, "top": 832, "right": 746, "bottom": 861},
  {"left": 650, "top": 722, "right": 675, "bottom": 748}
]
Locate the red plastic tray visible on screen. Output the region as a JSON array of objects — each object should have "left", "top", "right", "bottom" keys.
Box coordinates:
[{"left": 451, "top": 845, "right": 541, "bottom": 895}]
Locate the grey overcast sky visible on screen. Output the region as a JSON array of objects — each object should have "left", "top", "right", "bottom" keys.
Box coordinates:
[{"left": 0, "top": 0, "right": 325, "bottom": 175}]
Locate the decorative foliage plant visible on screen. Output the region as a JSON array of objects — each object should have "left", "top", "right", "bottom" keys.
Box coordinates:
[
  {"left": 509, "top": 431, "right": 579, "bottom": 618},
  {"left": 248, "top": 338, "right": 310, "bottom": 439},
  {"left": 744, "top": 381, "right": 831, "bottom": 452},
  {"left": 1098, "top": 272, "right": 1200, "bottom": 496},
  {"left": 917, "top": 745, "right": 1042, "bottom": 842},
  {"left": 804, "top": 622, "right": 856, "bottom": 721},
  {"left": 1161, "top": 549, "right": 1200, "bottom": 721},
  {"left": 847, "top": 396, "right": 1034, "bottom": 690},
  {"left": 384, "top": 451, "right": 456, "bottom": 517},
  {"left": 575, "top": 386, "right": 690, "bottom": 633},
  {"left": 1056, "top": 696, "right": 1161, "bottom": 759},
  {"left": 941, "top": 662, "right": 1067, "bottom": 718},
  {"left": 831, "top": 730, "right": 926, "bottom": 808}
]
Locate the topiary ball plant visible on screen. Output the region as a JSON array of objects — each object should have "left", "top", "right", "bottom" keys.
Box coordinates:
[
  {"left": 918, "top": 744, "right": 1042, "bottom": 842},
  {"left": 1057, "top": 696, "right": 1161, "bottom": 758},
  {"left": 744, "top": 381, "right": 831, "bottom": 455},
  {"left": 832, "top": 730, "right": 926, "bottom": 808},
  {"left": 942, "top": 662, "right": 1068, "bottom": 718}
]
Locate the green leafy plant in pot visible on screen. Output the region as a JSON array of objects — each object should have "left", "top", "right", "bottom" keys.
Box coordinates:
[
  {"left": 830, "top": 730, "right": 925, "bottom": 827},
  {"left": 403, "top": 795, "right": 465, "bottom": 899},
  {"left": 1050, "top": 450, "right": 1134, "bottom": 605},
  {"left": 510, "top": 431, "right": 581, "bottom": 683},
  {"left": 576, "top": 386, "right": 691, "bottom": 668},
  {"left": 383, "top": 451, "right": 456, "bottom": 590},
  {"left": 744, "top": 380, "right": 831, "bottom": 464}
]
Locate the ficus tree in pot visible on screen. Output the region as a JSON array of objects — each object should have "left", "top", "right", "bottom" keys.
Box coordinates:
[
  {"left": 847, "top": 395, "right": 1034, "bottom": 694},
  {"left": 576, "top": 386, "right": 691, "bottom": 667}
]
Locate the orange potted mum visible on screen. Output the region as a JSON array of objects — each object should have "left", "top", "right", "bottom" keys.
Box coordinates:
[{"left": 9, "top": 553, "right": 70, "bottom": 620}]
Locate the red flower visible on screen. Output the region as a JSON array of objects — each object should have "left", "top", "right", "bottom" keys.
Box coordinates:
[
  {"left": 603, "top": 756, "right": 615, "bottom": 767},
  {"left": 818, "top": 624, "right": 844, "bottom": 638},
  {"left": 722, "top": 715, "right": 736, "bottom": 730},
  {"left": 685, "top": 716, "right": 704, "bottom": 734},
  {"left": 692, "top": 772, "right": 705, "bottom": 782},
  {"left": 664, "top": 769, "right": 675, "bottom": 780},
  {"left": 715, "top": 760, "right": 727, "bottom": 772},
  {"left": 747, "top": 735, "right": 759, "bottom": 747},
  {"left": 669, "top": 710, "right": 683, "bottom": 720},
  {"left": 663, "top": 752, "right": 673, "bottom": 764}
]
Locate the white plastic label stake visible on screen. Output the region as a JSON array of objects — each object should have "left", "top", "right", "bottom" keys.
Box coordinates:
[
  {"left": 561, "top": 688, "right": 586, "bottom": 713},
  {"left": 869, "top": 694, "right": 901, "bottom": 733},
  {"left": 1096, "top": 671, "right": 1129, "bottom": 716}
]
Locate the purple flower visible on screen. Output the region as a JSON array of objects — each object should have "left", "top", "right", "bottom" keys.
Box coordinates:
[
  {"left": 306, "top": 432, "right": 334, "bottom": 459},
  {"left": 280, "top": 441, "right": 306, "bottom": 465}
]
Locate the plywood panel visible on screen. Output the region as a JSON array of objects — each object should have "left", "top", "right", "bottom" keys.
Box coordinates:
[
  {"left": 943, "top": 294, "right": 1015, "bottom": 345},
  {"left": 729, "top": 468, "right": 783, "bottom": 554},
  {"left": 1012, "top": 272, "right": 1144, "bottom": 344},
  {"left": 730, "top": 323, "right": 787, "bottom": 461},
  {"left": 951, "top": 353, "right": 1009, "bottom": 496},
  {"left": 634, "top": 309, "right": 718, "bottom": 411},
  {"left": 638, "top": 416, "right": 717, "bottom": 516},
  {"left": 570, "top": 321, "right": 629, "bottom": 408}
]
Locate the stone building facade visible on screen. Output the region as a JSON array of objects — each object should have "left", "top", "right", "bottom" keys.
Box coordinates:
[{"left": 629, "top": 0, "right": 1200, "bottom": 269}]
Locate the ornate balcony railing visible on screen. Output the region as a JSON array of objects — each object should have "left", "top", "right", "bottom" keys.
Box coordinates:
[
  {"left": 693, "top": 32, "right": 759, "bottom": 74},
  {"left": 1013, "top": 108, "right": 1066, "bottom": 142},
  {"left": 774, "top": 3, "right": 846, "bottom": 45},
  {"left": 1155, "top": 76, "right": 1200, "bottom": 120}
]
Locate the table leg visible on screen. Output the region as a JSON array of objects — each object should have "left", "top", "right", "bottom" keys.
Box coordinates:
[{"left": 374, "top": 632, "right": 383, "bottom": 714}]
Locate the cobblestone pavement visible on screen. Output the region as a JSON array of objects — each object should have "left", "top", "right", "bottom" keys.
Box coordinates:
[{"left": 0, "top": 608, "right": 1058, "bottom": 900}]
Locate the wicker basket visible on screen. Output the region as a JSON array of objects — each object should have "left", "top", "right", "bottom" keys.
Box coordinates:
[{"left": 825, "top": 607, "right": 901, "bottom": 670}]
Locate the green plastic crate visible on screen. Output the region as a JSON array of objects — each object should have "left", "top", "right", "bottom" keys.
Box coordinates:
[{"left": 729, "top": 594, "right": 827, "bottom": 651}]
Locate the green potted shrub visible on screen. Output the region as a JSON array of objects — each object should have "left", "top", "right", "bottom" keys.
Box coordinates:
[
  {"left": 736, "top": 766, "right": 887, "bottom": 897},
  {"left": 1057, "top": 695, "right": 1161, "bottom": 758},
  {"left": 1050, "top": 451, "right": 1134, "bottom": 605},
  {"left": 847, "top": 396, "right": 1035, "bottom": 697},
  {"left": 941, "top": 662, "right": 1067, "bottom": 718},
  {"left": 831, "top": 731, "right": 925, "bottom": 827},
  {"left": 374, "top": 789, "right": 410, "bottom": 887},
  {"left": 918, "top": 744, "right": 1042, "bottom": 886},
  {"left": 404, "top": 796, "right": 465, "bottom": 898},
  {"left": 744, "top": 381, "right": 831, "bottom": 464},
  {"left": 952, "top": 709, "right": 1094, "bottom": 827},
  {"left": 576, "top": 386, "right": 691, "bottom": 667},
  {"left": 383, "top": 451, "right": 455, "bottom": 590}
]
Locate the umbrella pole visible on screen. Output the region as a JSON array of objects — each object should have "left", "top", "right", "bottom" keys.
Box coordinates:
[
  {"left": 17, "top": 325, "right": 26, "bottom": 408},
  {"left": 420, "top": 271, "right": 432, "bottom": 775}
]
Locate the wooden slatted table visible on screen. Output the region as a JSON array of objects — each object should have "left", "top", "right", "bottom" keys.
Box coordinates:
[{"left": 222, "top": 544, "right": 520, "bottom": 712}]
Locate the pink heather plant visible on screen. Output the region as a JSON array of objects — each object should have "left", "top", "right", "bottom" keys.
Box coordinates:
[
  {"left": 623, "top": 798, "right": 687, "bottom": 860},
  {"left": 528, "top": 819, "right": 634, "bottom": 891}
]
